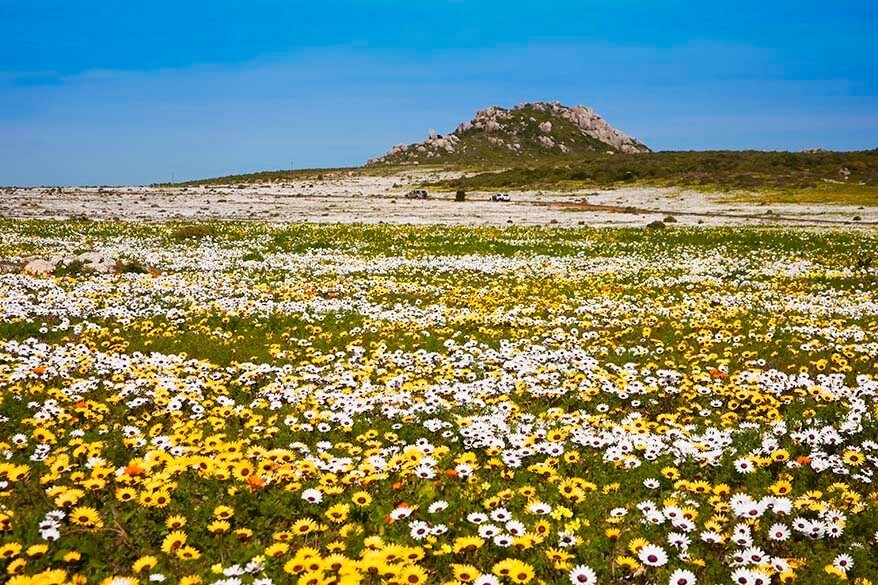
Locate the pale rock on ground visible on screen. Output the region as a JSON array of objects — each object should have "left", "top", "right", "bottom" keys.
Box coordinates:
[
  {"left": 21, "top": 252, "right": 117, "bottom": 275},
  {"left": 23, "top": 259, "right": 55, "bottom": 275}
]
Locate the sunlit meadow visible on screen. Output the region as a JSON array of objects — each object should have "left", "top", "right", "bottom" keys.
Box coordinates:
[{"left": 1, "top": 221, "right": 877, "bottom": 585}]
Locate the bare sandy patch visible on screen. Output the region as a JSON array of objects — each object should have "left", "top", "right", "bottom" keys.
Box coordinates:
[{"left": 2, "top": 171, "right": 875, "bottom": 227}]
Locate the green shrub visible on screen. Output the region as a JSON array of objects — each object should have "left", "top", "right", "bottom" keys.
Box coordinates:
[
  {"left": 53, "top": 259, "right": 91, "bottom": 276},
  {"left": 118, "top": 259, "right": 149, "bottom": 274},
  {"left": 170, "top": 225, "right": 216, "bottom": 241},
  {"left": 431, "top": 150, "right": 878, "bottom": 195}
]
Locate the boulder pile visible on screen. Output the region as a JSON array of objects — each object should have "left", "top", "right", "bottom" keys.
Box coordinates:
[{"left": 22, "top": 252, "right": 119, "bottom": 275}]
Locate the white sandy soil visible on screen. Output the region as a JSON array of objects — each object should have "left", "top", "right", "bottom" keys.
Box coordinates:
[{"left": 2, "top": 171, "right": 875, "bottom": 227}]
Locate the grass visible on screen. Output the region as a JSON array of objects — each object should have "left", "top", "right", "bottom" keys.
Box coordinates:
[
  {"left": 720, "top": 182, "right": 878, "bottom": 206},
  {"left": 156, "top": 167, "right": 358, "bottom": 187},
  {"left": 157, "top": 163, "right": 459, "bottom": 187},
  {"left": 429, "top": 150, "right": 878, "bottom": 203}
]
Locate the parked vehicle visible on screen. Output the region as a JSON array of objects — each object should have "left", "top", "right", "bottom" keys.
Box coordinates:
[
  {"left": 491, "top": 193, "right": 511, "bottom": 202},
  {"left": 405, "top": 189, "right": 429, "bottom": 199}
]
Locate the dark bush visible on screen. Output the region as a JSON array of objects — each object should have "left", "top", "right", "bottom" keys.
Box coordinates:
[
  {"left": 855, "top": 253, "right": 873, "bottom": 269},
  {"left": 54, "top": 260, "right": 90, "bottom": 277},
  {"left": 118, "top": 259, "right": 149, "bottom": 274}
]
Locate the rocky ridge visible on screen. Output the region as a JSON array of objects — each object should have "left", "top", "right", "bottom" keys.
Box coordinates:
[{"left": 367, "top": 101, "right": 649, "bottom": 166}]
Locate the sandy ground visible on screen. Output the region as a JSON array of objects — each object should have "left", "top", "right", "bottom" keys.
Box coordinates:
[{"left": 1, "top": 171, "right": 875, "bottom": 227}]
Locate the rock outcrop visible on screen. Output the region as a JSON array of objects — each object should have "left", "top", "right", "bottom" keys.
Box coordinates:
[
  {"left": 23, "top": 259, "right": 55, "bottom": 275},
  {"left": 367, "top": 101, "right": 649, "bottom": 165},
  {"left": 21, "top": 252, "right": 123, "bottom": 276}
]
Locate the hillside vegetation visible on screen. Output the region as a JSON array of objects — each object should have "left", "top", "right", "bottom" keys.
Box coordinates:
[
  {"left": 431, "top": 150, "right": 878, "bottom": 203},
  {"left": 158, "top": 167, "right": 356, "bottom": 187}
]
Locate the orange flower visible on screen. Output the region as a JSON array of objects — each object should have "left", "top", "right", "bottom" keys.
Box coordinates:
[
  {"left": 246, "top": 475, "right": 265, "bottom": 491},
  {"left": 124, "top": 464, "right": 145, "bottom": 477},
  {"left": 32, "top": 365, "right": 46, "bottom": 375},
  {"left": 796, "top": 456, "right": 811, "bottom": 465},
  {"left": 444, "top": 469, "right": 459, "bottom": 478},
  {"left": 391, "top": 482, "right": 405, "bottom": 490}
]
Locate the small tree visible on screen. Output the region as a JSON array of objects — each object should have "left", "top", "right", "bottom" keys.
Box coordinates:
[{"left": 455, "top": 190, "right": 466, "bottom": 202}]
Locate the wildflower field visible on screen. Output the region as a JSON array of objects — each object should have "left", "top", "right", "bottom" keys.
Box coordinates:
[{"left": 1, "top": 221, "right": 878, "bottom": 585}]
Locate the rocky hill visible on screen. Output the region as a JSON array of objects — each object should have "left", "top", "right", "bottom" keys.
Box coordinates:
[{"left": 367, "top": 101, "right": 649, "bottom": 166}]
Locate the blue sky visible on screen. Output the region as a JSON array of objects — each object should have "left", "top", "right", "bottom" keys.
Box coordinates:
[{"left": 1, "top": 1, "right": 876, "bottom": 185}]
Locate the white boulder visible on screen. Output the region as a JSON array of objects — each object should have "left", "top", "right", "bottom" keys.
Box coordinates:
[{"left": 24, "top": 259, "right": 55, "bottom": 275}]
